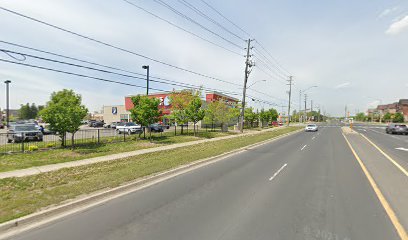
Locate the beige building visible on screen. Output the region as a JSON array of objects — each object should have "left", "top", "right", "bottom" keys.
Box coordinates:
[{"left": 103, "top": 105, "right": 130, "bottom": 124}]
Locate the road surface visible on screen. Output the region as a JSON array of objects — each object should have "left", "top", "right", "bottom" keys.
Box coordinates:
[{"left": 6, "top": 124, "right": 407, "bottom": 240}]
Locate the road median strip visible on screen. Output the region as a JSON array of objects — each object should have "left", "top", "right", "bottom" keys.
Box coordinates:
[{"left": 0, "top": 126, "right": 302, "bottom": 235}]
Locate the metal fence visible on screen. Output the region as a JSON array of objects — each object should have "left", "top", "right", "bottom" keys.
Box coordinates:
[{"left": 0, "top": 125, "right": 227, "bottom": 154}]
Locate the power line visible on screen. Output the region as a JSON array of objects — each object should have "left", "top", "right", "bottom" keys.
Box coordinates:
[
  {"left": 199, "top": 0, "right": 252, "bottom": 38},
  {"left": 253, "top": 48, "right": 289, "bottom": 78},
  {"left": 152, "top": 0, "right": 243, "bottom": 49},
  {"left": 254, "top": 40, "right": 292, "bottom": 76},
  {"left": 0, "top": 6, "right": 241, "bottom": 87},
  {"left": 195, "top": 1, "right": 292, "bottom": 76},
  {"left": 0, "top": 56, "right": 280, "bottom": 106},
  {"left": 253, "top": 55, "right": 287, "bottom": 81},
  {"left": 121, "top": 0, "right": 242, "bottom": 56},
  {"left": 177, "top": 0, "right": 245, "bottom": 41}
]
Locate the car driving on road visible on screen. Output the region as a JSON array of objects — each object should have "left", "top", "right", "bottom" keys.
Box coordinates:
[
  {"left": 7, "top": 124, "right": 43, "bottom": 143},
  {"left": 385, "top": 124, "right": 408, "bottom": 135},
  {"left": 116, "top": 122, "right": 143, "bottom": 135},
  {"left": 305, "top": 124, "right": 318, "bottom": 132}
]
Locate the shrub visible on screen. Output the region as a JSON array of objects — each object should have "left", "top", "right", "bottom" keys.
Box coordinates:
[
  {"left": 28, "top": 145, "right": 39, "bottom": 151},
  {"left": 46, "top": 143, "right": 56, "bottom": 148}
]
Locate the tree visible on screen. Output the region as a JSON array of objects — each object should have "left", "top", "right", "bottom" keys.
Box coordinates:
[
  {"left": 244, "top": 107, "right": 258, "bottom": 128},
  {"left": 170, "top": 89, "right": 198, "bottom": 134},
  {"left": 259, "top": 109, "right": 270, "bottom": 128},
  {"left": 130, "top": 95, "right": 162, "bottom": 138},
  {"left": 355, "top": 112, "right": 366, "bottom": 122},
  {"left": 393, "top": 112, "right": 404, "bottom": 123},
  {"left": 186, "top": 97, "right": 205, "bottom": 136},
  {"left": 267, "top": 108, "right": 278, "bottom": 122},
  {"left": 382, "top": 113, "right": 392, "bottom": 122},
  {"left": 19, "top": 103, "right": 39, "bottom": 120},
  {"left": 40, "top": 89, "right": 88, "bottom": 148}
]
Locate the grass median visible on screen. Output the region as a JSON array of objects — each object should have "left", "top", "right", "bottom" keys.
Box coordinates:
[
  {"left": 0, "top": 130, "right": 236, "bottom": 172},
  {"left": 0, "top": 126, "right": 301, "bottom": 223}
]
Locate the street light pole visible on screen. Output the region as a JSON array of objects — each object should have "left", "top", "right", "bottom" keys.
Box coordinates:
[
  {"left": 142, "top": 65, "right": 149, "bottom": 96},
  {"left": 4, "top": 80, "right": 11, "bottom": 128}
]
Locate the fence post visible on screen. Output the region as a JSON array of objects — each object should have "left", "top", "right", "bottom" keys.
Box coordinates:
[
  {"left": 97, "top": 129, "right": 100, "bottom": 144},
  {"left": 123, "top": 130, "right": 126, "bottom": 142},
  {"left": 21, "top": 133, "right": 25, "bottom": 153},
  {"left": 174, "top": 125, "right": 177, "bottom": 136}
]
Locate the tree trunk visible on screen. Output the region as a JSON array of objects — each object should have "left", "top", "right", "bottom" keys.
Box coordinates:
[
  {"left": 194, "top": 123, "right": 196, "bottom": 137},
  {"left": 71, "top": 132, "right": 75, "bottom": 150}
]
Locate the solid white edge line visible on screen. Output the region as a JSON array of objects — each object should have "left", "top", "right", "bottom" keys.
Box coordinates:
[
  {"left": 269, "top": 163, "right": 288, "bottom": 181},
  {"left": 301, "top": 145, "right": 307, "bottom": 151}
]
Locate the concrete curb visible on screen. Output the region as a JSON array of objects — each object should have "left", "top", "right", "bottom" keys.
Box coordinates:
[{"left": 0, "top": 128, "right": 302, "bottom": 237}]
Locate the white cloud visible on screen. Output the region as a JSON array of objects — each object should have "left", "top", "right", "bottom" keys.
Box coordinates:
[
  {"left": 386, "top": 15, "right": 408, "bottom": 35},
  {"left": 334, "top": 82, "right": 351, "bottom": 89},
  {"left": 379, "top": 7, "right": 398, "bottom": 18}
]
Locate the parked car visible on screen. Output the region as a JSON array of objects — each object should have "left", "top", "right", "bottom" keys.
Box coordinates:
[
  {"left": 386, "top": 124, "right": 408, "bottom": 135},
  {"left": 148, "top": 123, "right": 164, "bottom": 132},
  {"left": 88, "top": 120, "right": 96, "bottom": 127},
  {"left": 7, "top": 124, "right": 43, "bottom": 143},
  {"left": 272, "top": 121, "right": 279, "bottom": 127},
  {"left": 104, "top": 121, "right": 121, "bottom": 129},
  {"left": 305, "top": 124, "right": 318, "bottom": 132},
  {"left": 90, "top": 121, "right": 104, "bottom": 128},
  {"left": 116, "top": 122, "right": 143, "bottom": 134}
]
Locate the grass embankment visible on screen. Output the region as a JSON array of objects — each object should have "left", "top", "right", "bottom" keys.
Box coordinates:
[
  {"left": 0, "top": 131, "right": 235, "bottom": 172},
  {"left": 0, "top": 126, "right": 301, "bottom": 223}
]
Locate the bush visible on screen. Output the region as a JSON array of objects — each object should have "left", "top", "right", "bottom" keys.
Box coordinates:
[
  {"left": 28, "top": 145, "right": 39, "bottom": 151},
  {"left": 46, "top": 143, "right": 56, "bottom": 148}
]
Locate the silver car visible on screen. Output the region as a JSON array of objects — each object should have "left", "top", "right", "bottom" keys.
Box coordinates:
[{"left": 305, "top": 124, "right": 318, "bottom": 132}]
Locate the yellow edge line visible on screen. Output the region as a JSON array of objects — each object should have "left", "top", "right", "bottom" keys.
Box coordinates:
[
  {"left": 342, "top": 133, "right": 408, "bottom": 240},
  {"left": 360, "top": 133, "right": 408, "bottom": 177}
]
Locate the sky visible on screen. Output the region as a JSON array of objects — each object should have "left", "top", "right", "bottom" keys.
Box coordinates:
[{"left": 0, "top": 0, "right": 408, "bottom": 117}]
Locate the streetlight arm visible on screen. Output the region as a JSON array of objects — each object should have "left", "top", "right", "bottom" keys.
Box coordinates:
[{"left": 247, "top": 79, "right": 266, "bottom": 89}]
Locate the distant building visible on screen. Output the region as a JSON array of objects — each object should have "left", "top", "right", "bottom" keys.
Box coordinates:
[{"left": 398, "top": 99, "right": 408, "bottom": 121}]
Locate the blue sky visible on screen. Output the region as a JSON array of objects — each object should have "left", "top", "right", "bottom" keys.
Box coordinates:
[{"left": 1, "top": 0, "right": 408, "bottom": 116}]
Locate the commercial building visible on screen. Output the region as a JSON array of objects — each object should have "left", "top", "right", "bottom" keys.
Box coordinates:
[
  {"left": 369, "top": 99, "right": 408, "bottom": 122},
  {"left": 103, "top": 91, "right": 239, "bottom": 125}
]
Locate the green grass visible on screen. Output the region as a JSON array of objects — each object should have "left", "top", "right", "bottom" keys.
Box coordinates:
[
  {"left": 0, "top": 126, "right": 300, "bottom": 223},
  {"left": 0, "top": 130, "right": 236, "bottom": 172}
]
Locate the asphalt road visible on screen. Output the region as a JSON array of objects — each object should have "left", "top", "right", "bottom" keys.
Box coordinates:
[
  {"left": 353, "top": 123, "right": 408, "bottom": 170},
  {"left": 7, "top": 125, "right": 402, "bottom": 240}
]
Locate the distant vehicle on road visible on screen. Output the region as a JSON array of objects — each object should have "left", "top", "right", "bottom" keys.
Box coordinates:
[
  {"left": 7, "top": 124, "right": 43, "bottom": 143},
  {"left": 271, "top": 121, "right": 280, "bottom": 127},
  {"left": 116, "top": 122, "right": 143, "bottom": 135},
  {"left": 385, "top": 124, "right": 408, "bottom": 135},
  {"left": 305, "top": 124, "right": 318, "bottom": 132},
  {"left": 148, "top": 123, "right": 164, "bottom": 132}
]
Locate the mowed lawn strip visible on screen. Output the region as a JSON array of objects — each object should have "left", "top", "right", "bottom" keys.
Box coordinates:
[
  {"left": 0, "top": 126, "right": 300, "bottom": 223},
  {"left": 0, "top": 131, "right": 236, "bottom": 172}
]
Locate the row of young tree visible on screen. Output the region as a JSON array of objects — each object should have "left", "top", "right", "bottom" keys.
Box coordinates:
[
  {"left": 355, "top": 112, "right": 405, "bottom": 123},
  {"left": 36, "top": 88, "right": 280, "bottom": 147}
]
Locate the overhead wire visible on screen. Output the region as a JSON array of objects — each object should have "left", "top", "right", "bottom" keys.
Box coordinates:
[
  {"left": 152, "top": 0, "right": 243, "bottom": 49},
  {"left": 177, "top": 0, "right": 245, "bottom": 41},
  {"left": 0, "top": 6, "right": 241, "bottom": 87},
  {"left": 121, "top": 0, "right": 242, "bottom": 56}
]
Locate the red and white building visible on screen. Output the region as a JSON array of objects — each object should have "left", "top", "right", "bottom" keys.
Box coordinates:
[{"left": 103, "top": 91, "right": 239, "bottom": 124}]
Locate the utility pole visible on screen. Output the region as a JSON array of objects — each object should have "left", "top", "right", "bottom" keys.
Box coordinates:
[
  {"left": 299, "top": 90, "right": 302, "bottom": 123},
  {"left": 311, "top": 100, "right": 313, "bottom": 112},
  {"left": 287, "top": 76, "right": 293, "bottom": 126},
  {"left": 240, "top": 39, "right": 254, "bottom": 133},
  {"left": 4, "top": 80, "right": 11, "bottom": 128},
  {"left": 304, "top": 94, "right": 307, "bottom": 122},
  {"left": 142, "top": 65, "right": 150, "bottom": 95}
]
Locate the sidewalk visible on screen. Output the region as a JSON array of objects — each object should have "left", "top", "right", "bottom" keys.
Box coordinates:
[{"left": 0, "top": 127, "right": 297, "bottom": 179}]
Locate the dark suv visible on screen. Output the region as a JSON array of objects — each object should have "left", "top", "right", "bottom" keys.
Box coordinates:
[
  {"left": 386, "top": 124, "right": 408, "bottom": 135},
  {"left": 7, "top": 124, "right": 44, "bottom": 143}
]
